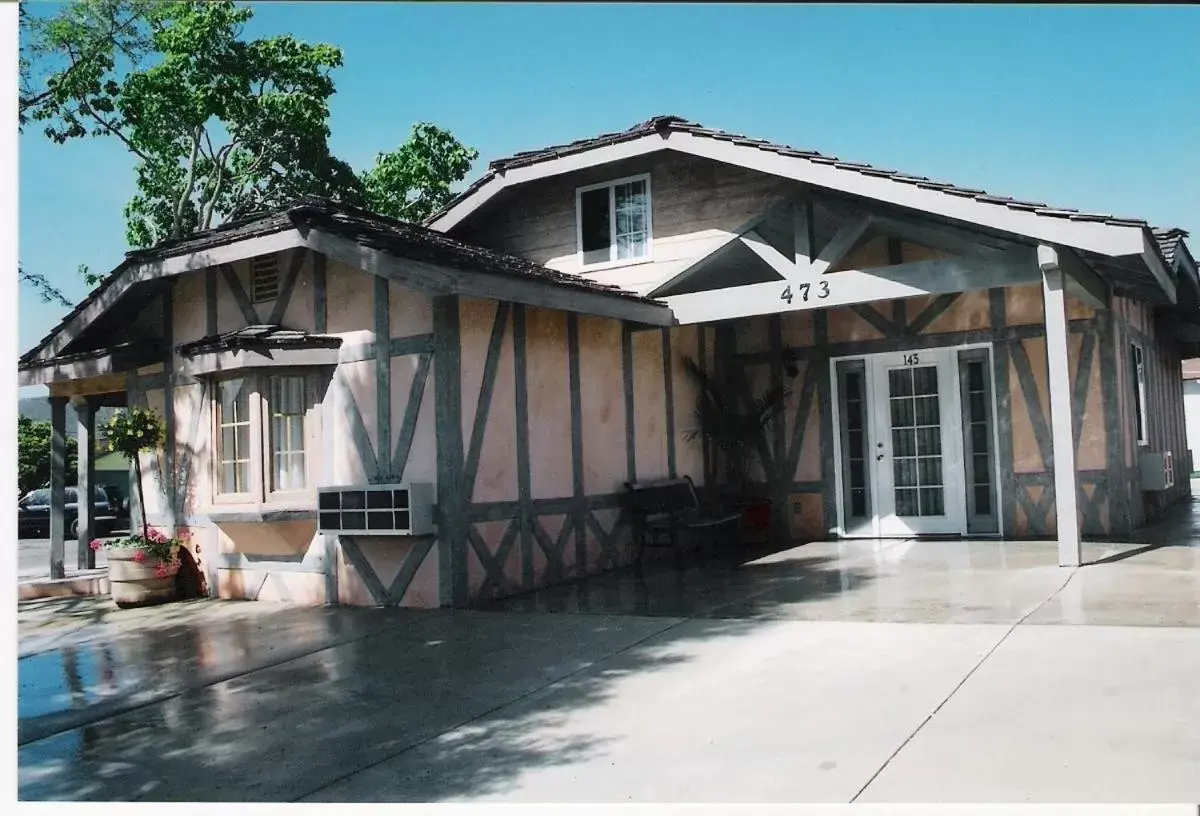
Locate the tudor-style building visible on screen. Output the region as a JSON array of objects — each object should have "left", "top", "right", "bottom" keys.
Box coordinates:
[{"left": 20, "top": 115, "right": 1200, "bottom": 607}]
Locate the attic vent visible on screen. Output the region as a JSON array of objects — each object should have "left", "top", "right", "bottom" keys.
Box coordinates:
[{"left": 251, "top": 255, "right": 279, "bottom": 303}]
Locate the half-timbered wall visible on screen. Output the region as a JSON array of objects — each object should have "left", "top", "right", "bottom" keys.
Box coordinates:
[
  {"left": 726, "top": 263, "right": 1187, "bottom": 540},
  {"left": 118, "top": 245, "right": 698, "bottom": 608},
  {"left": 435, "top": 296, "right": 703, "bottom": 606}
]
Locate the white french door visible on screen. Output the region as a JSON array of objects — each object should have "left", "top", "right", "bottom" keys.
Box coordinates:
[
  {"left": 869, "top": 349, "right": 965, "bottom": 536},
  {"left": 834, "top": 346, "right": 996, "bottom": 538}
]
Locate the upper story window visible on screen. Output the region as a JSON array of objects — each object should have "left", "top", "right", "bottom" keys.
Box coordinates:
[
  {"left": 213, "top": 371, "right": 316, "bottom": 504},
  {"left": 1130, "top": 342, "right": 1149, "bottom": 446},
  {"left": 576, "top": 174, "right": 652, "bottom": 267}
]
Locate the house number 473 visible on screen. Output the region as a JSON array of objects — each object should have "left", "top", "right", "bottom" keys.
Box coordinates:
[{"left": 780, "top": 281, "right": 830, "bottom": 305}]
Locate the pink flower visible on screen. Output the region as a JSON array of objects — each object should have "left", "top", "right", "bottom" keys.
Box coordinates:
[
  {"left": 89, "top": 539, "right": 102, "bottom": 551},
  {"left": 133, "top": 551, "right": 146, "bottom": 563},
  {"left": 153, "top": 563, "right": 170, "bottom": 579}
]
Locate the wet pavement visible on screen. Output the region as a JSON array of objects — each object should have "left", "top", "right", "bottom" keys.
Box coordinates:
[{"left": 16, "top": 500, "right": 1200, "bottom": 802}]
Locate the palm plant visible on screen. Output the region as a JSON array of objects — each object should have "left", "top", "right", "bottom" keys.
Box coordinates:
[{"left": 681, "top": 356, "right": 790, "bottom": 498}]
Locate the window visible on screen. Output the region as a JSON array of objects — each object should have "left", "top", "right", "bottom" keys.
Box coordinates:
[
  {"left": 576, "top": 175, "right": 652, "bottom": 267},
  {"left": 217, "top": 377, "right": 253, "bottom": 495},
  {"left": 1131, "top": 343, "right": 1148, "bottom": 446},
  {"left": 213, "top": 372, "right": 314, "bottom": 503},
  {"left": 251, "top": 255, "right": 279, "bottom": 303},
  {"left": 270, "top": 375, "right": 307, "bottom": 491}
]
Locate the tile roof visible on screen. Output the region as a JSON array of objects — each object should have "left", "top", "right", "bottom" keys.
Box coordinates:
[
  {"left": 177, "top": 325, "right": 343, "bottom": 358},
  {"left": 1155, "top": 227, "right": 1189, "bottom": 265},
  {"left": 22, "top": 198, "right": 659, "bottom": 366},
  {"left": 427, "top": 114, "right": 1158, "bottom": 231},
  {"left": 290, "top": 198, "right": 656, "bottom": 304}
]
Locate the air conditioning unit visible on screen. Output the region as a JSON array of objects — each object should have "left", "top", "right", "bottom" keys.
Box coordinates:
[
  {"left": 317, "top": 482, "right": 436, "bottom": 536},
  {"left": 1138, "top": 451, "right": 1175, "bottom": 492}
]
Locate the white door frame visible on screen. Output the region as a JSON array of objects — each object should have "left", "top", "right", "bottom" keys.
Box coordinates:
[{"left": 829, "top": 341, "right": 1005, "bottom": 539}]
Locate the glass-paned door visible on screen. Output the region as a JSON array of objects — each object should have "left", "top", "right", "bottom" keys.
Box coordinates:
[{"left": 871, "top": 349, "right": 965, "bottom": 535}]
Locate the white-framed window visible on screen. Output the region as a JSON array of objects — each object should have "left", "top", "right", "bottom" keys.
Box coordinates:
[
  {"left": 1131, "top": 342, "right": 1149, "bottom": 446},
  {"left": 576, "top": 174, "right": 652, "bottom": 268},
  {"left": 212, "top": 370, "right": 317, "bottom": 505}
]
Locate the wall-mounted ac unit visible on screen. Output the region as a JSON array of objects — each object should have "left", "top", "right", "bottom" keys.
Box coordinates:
[
  {"left": 317, "top": 482, "right": 436, "bottom": 536},
  {"left": 1138, "top": 451, "right": 1174, "bottom": 492}
]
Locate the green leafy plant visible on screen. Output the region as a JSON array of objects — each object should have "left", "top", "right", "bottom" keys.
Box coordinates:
[
  {"left": 91, "top": 526, "right": 185, "bottom": 578},
  {"left": 103, "top": 407, "right": 163, "bottom": 534},
  {"left": 96, "top": 408, "right": 185, "bottom": 576},
  {"left": 17, "top": 415, "right": 78, "bottom": 496},
  {"left": 21, "top": 0, "right": 479, "bottom": 277},
  {"left": 681, "top": 356, "right": 790, "bottom": 498}
]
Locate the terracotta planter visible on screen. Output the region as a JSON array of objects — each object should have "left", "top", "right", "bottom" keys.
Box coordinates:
[{"left": 107, "top": 546, "right": 180, "bottom": 608}]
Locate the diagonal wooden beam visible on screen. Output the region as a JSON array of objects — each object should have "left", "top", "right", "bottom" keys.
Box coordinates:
[
  {"left": 267, "top": 248, "right": 307, "bottom": 325},
  {"left": 906, "top": 293, "right": 961, "bottom": 336},
  {"left": 388, "top": 536, "right": 436, "bottom": 605},
  {"left": 219, "top": 263, "right": 259, "bottom": 325},
  {"left": 339, "top": 536, "right": 389, "bottom": 606},
  {"left": 808, "top": 215, "right": 873, "bottom": 276},
  {"left": 740, "top": 230, "right": 798, "bottom": 282},
  {"left": 391, "top": 351, "right": 433, "bottom": 479},
  {"left": 462, "top": 302, "right": 511, "bottom": 500}
]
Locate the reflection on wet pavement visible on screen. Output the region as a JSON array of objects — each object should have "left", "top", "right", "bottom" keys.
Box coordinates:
[{"left": 16, "top": 498, "right": 1200, "bottom": 801}]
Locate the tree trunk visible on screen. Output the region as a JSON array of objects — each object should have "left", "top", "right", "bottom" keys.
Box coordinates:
[{"left": 133, "top": 454, "right": 148, "bottom": 535}]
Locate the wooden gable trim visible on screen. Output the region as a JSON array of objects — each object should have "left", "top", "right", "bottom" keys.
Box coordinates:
[
  {"left": 430, "top": 129, "right": 1158, "bottom": 270},
  {"left": 30, "top": 229, "right": 309, "bottom": 366}
]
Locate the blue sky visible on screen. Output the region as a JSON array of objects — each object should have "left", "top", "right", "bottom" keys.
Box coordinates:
[{"left": 19, "top": 3, "right": 1200, "bottom": 394}]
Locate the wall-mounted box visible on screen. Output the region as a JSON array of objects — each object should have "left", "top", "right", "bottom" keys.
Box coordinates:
[
  {"left": 1138, "top": 450, "right": 1174, "bottom": 492},
  {"left": 317, "top": 482, "right": 435, "bottom": 536}
]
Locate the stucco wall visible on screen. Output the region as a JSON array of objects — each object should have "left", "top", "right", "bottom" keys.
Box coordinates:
[
  {"left": 145, "top": 250, "right": 441, "bottom": 606},
  {"left": 449, "top": 296, "right": 701, "bottom": 604},
  {"left": 721, "top": 241, "right": 1151, "bottom": 541}
]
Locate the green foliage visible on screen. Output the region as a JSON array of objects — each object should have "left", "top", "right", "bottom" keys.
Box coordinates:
[
  {"left": 681, "top": 357, "right": 790, "bottom": 493},
  {"left": 104, "top": 407, "right": 163, "bottom": 535},
  {"left": 22, "top": 0, "right": 479, "bottom": 266},
  {"left": 104, "top": 407, "right": 164, "bottom": 460},
  {"left": 17, "top": 415, "right": 78, "bottom": 496},
  {"left": 360, "top": 123, "right": 479, "bottom": 223}
]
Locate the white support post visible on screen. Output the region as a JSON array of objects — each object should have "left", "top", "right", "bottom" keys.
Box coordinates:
[
  {"left": 1040, "top": 247, "right": 1082, "bottom": 566},
  {"left": 76, "top": 398, "right": 96, "bottom": 569},
  {"left": 48, "top": 396, "right": 67, "bottom": 579}
]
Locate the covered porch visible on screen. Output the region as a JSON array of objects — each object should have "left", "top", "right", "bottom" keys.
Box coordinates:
[
  {"left": 646, "top": 188, "right": 1188, "bottom": 566},
  {"left": 19, "top": 351, "right": 161, "bottom": 581}
]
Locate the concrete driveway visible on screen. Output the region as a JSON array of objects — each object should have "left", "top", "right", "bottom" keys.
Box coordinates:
[{"left": 16, "top": 506, "right": 1200, "bottom": 803}]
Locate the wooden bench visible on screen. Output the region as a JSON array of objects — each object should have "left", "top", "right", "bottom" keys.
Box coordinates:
[{"left": 623, "top": 476, "right": 742, "bottom": 564}]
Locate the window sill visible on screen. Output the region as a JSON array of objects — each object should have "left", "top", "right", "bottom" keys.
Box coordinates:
[{"left": 206, "top": 506, "right": 317, "bottom": 524}]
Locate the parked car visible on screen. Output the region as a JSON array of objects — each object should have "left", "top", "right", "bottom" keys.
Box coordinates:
[{"left": 17, "top": 485, "right": 129, "bottom": 539}]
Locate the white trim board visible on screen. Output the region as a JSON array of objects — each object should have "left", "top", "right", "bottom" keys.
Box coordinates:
[
  {"left": 828, "top": 342, "right": 1005, "bottom": 540},
  {"left": 429, "top": 129, "right": 1161, "bottom": 268}
]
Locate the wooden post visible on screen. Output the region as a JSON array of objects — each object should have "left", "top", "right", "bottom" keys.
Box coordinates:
[
  {"left": 1040, "top": 247, "right": 1082, "bottom": 566},
  {"left": 76, "top": 397, "right": 96, "bottom": 569},
  {"left": 48, "top": 396, "right": 68, "bottom": 579}
]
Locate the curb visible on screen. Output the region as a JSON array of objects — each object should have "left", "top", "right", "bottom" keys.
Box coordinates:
[{"left": 18, "top": 571, "right": 110, "bottom": 601}]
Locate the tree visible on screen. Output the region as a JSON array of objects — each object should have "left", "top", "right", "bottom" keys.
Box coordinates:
[
  {"left": 360, "top": 123, "right": 478, "bottom": 223},
  {"left": 18, "top": 415, "right": 78, "bottom": 496},
  {"left": 22, "top": 0, "right": 478, "bottom": 260},
  {"left": 104, "top": 407, "right": 163, "bottom": 535}
]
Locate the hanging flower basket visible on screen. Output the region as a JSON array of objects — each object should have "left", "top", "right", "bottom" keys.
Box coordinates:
[{"left": 93, "top": 528, "right": 187, "bottom": 608}]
